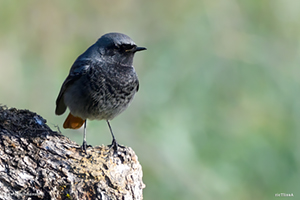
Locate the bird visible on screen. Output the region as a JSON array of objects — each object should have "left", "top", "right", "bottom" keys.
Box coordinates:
[{"left": 55, "top": 32, "right": 146, "bottom": 151}]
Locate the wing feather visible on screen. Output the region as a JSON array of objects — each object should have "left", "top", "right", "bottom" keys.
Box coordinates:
[{"left": 55, "top": 60, "right": 91, "bottom": 115}]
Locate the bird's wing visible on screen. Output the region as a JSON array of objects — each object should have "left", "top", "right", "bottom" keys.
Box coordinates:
[
  {"left": 55, "top": 60, "right": 91, "bottom": 115},
  {"left": 136, "top": 79, "right": 139, "bottom": 92}
]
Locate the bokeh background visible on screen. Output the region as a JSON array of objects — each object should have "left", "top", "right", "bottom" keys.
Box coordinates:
[{"left": 0, "top": 1, "right": 299, "bottom": 199}]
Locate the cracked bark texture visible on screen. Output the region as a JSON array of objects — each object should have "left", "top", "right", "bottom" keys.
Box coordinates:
[{"left": 0, "top": 106, "right": 145, "bottom": 200}]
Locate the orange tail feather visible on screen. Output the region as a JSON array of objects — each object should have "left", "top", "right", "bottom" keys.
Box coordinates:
[{"left": 63, "top": 113, "right": 85, "bottom": 129}]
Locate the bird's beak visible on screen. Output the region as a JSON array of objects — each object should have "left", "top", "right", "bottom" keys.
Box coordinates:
[{"left": 134, "top": 47, "right": 147, "bottom": 52}]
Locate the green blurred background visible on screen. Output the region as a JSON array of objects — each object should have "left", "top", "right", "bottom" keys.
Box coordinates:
[{"left": 0, "top": 0, "right": 299, "bottom": 199}]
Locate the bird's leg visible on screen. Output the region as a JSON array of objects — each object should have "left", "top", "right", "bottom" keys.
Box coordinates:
[
  {"left": 107, "top": 120, "right": 123, "bottom": 153},
  {"left": 81, "top": 120, "right": 87, "bottom": 152},
  {"left": 107, "top": 120, "right": 117, "bottom": 150}
]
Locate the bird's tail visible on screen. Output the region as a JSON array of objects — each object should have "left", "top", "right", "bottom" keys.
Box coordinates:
[{"left": 63, "top": 113, "right": 85, "bottom": 129}]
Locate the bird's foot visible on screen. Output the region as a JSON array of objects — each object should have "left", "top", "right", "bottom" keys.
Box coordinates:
[
  {"left": 81, "top": 141, "right": 87, "bottom": 153},
  {"left": 108, "top": 139, "right": 124, "bottom": 155}
]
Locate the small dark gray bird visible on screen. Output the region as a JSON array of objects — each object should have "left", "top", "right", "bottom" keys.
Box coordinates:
[{"left": 55, "top": 32, "right": 146, "bottom": 151}]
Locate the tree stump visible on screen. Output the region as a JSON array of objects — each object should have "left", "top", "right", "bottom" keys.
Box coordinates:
[{"left": 0, "top": 106, "right": 145, "bottom": 200}]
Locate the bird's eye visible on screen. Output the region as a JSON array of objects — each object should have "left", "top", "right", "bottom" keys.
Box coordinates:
[{"left": 123, "top": 44, "right": 136, "bottom": 52}]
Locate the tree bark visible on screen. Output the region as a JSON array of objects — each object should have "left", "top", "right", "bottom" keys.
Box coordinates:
[{"left": 0, "top": 106, "right": 145, "bottom": 200}]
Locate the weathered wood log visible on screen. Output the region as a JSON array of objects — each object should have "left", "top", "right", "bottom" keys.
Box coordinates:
[{"left": 0, "top": 106, "right": 145, "bottom": 200}]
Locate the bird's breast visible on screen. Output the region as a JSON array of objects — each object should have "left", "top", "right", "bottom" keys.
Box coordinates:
[{"left": 65, "top": 65, "right": 139, "bottom": 120}]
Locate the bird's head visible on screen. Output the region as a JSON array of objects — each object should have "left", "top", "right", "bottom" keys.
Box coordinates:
[{"left": 97, "top": 32, "right": 146, "bottom": 66}]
